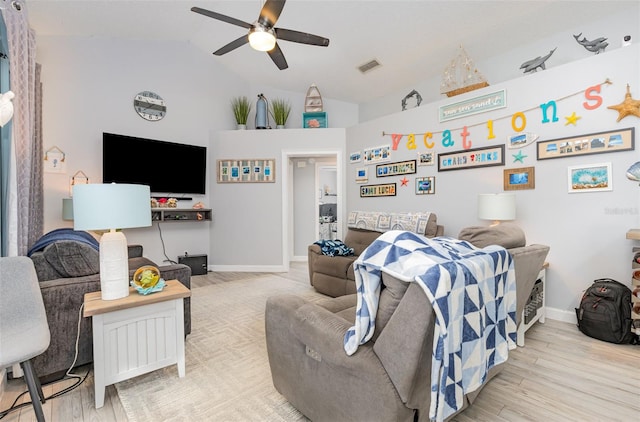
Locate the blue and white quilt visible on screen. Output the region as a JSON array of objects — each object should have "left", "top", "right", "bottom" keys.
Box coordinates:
[{"left": 343, "top": 230, "right": 517, "bottom": 422}]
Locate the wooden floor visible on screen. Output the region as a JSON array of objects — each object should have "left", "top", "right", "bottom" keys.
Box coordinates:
[{"left": 1, "top": 262, "right": 638, "bottom": 422}]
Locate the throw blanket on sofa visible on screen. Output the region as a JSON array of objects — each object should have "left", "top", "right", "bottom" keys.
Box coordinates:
[
  {"left": 313, "top": 239, "right": 354, "bottom": 257},
  {"left": 27, "top": 228, "right": 99, "bottom": 257},
  {"left": 343, "top": 230, "right": 517, "bottom": 422}
]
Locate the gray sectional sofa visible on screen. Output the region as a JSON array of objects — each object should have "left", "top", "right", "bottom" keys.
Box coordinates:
[{"left": 28, "top": 238, "right": 191, "bottom": 383}]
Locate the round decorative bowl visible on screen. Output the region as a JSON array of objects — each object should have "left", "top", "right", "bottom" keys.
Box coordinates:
[{"left": 133, "top": 265, "right": 161, "bottom": 289}]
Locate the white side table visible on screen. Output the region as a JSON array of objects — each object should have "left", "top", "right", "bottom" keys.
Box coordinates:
[
  {"left": 517, "top": 263, "right": 548, "bottom": 347},
  {"left": 83, "top": 279, "right": 191, "bottom": 408}
]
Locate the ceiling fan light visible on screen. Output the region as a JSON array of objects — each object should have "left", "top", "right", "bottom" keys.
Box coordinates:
[{"left": 249, "top": 26, "right": 276, "bottom": 51}]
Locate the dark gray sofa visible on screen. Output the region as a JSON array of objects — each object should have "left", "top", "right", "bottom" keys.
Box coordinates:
[{"left": 28, "top": 240, "right": 191, "bottom": 383}]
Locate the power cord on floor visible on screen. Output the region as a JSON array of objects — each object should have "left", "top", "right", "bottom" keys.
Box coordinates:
[
  {"left": 0, "top": 303, "right": 90, "bottom": 419},
  {"left": 158, "top": 223, "right": 177, "bottom": 264}
]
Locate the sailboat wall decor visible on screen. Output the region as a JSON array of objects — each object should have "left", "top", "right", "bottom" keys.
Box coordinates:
[{"left": 440, "top": 45, "right": 489, "bottom": 97}]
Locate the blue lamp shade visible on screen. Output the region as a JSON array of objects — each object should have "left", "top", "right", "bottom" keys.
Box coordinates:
[
  {"left": 72, "top": 183, "right": 151, "bottom": 300},
  {"left": 73, "top": 183, "right": 151, "bottom": 231}
]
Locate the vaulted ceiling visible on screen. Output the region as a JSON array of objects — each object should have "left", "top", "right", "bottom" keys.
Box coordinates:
[{"left": 26, "top": 1, "right": 637, "bottom": 104}]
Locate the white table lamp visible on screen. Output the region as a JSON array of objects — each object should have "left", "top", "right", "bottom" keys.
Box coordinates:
[
  {"left": 73, "top": 183, "right": 151, "bottom": 300},
  {"left": 478, "top": 193, "right": 516, "bottom": 226}
]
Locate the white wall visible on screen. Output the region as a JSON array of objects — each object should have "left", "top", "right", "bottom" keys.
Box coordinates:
[
  {"left": 347, "top": 44, "right": 640, "bottom": 321},
  {"left": 210, "top": 128, "right": 347, "bottom": 271},
  {"left": 35, "top": 34, "right": 357, "bottom": 266},
  {"left": 360, "top": 8, "right": 640, "bottom": 122}
]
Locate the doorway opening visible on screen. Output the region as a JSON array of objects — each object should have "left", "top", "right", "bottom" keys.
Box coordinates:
[{"left": 281, "top": 149, "right": 343, "bottom": 270}]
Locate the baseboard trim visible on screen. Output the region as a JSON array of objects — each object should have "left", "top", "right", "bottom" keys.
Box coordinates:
[
  {"left": 208, "top": 264, "right": 287, "bottom": 272},
  {"left": 546, "top": 307, "right": 576, "bottom": 324},
  {"left": 290, "top": 255, "right": 307, "bottom": 262}
]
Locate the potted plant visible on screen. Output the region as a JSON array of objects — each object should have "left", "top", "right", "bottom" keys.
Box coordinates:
[
  {"left": 270, "top": 98, "right": 291, "bottom": 129},
  {"left": 231, "top": 96, "right": 251, "bottom": 129}
]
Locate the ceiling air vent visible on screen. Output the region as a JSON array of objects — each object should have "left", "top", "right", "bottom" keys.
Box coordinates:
[{"left": 358, "top": 59, "right": 381, "bottom": 74}]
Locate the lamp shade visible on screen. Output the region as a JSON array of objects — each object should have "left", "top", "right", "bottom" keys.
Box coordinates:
[
  {"left": 478, "top": 193, "right": 516, "bottom": 222},
  {"left": 62, "top": 198, "right": 74, "bottom": 221},
  {"left": 73, "top": 183, "right": 151, "bottom": 231},
  {"left": 72, "top": 183, "right": 151, "bottom": 301}
]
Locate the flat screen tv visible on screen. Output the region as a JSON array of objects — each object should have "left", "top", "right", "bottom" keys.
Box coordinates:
[{"left": 103, "top": 132, "right": 207, "bottom": 195}]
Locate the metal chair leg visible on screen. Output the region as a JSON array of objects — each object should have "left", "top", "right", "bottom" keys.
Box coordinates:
[{"left": 20, "top": 360, "right": 46, "bottom": 422}]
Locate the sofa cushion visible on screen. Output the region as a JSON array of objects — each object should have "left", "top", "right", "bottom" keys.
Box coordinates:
[
  {"left": 457, "top": 223, "right": 526, "bottom": 249},
  {"left": 372, "top": 272, "right": 410, "bottom": 341},
  {"left": 43, "top": 241, "right": 100, "bottom": 278}
]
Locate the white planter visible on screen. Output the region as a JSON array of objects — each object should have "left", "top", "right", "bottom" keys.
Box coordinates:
[{"left": 236, "top": 124, "right": 247, "bottom": 130}]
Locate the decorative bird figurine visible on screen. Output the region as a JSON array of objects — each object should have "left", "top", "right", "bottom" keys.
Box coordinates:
[
  {"left": 573, "top": 33, "right": 608, "bottom": 54},
  {"left": 520, "top": 48, "right": 557, "bottom": 73},
  {"left": 0, "top": 90, "right": 15, "bottom": 127}
]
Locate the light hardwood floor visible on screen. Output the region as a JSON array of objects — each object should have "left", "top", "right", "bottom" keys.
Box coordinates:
[{"left": 1, "top": 262, "right": 638, "bottom": 422}]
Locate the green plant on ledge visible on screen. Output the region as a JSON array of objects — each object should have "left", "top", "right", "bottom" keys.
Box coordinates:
[
  {"left": 270, "top": 98, "right": 292, "bottom": 127},
  {"left": 231, "top": 96, "right": 251, "bottom": 126}
]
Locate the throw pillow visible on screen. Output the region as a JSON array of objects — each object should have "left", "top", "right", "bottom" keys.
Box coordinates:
[
  {"left": 43, "top": 241, "right": 100, "bottom": 278},
  {"left": 457, "top": 223, "right": 526, "bottom": 249}
]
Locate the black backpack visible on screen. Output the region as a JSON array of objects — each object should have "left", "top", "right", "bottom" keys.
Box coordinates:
[{"left": 575, "top": 278, "right": 635, "bottom": 344}]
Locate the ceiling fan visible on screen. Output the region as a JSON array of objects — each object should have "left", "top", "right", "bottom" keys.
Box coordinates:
[{"left": 191, "top": 0, "right": 330, "bottom": 70}]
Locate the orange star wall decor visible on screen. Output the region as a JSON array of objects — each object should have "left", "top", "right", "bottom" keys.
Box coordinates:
[{"left": 607, "top": 84, "right": 640, "bottom": 122}]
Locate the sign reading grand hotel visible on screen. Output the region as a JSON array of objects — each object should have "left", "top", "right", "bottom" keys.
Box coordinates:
[
  {"left": 438, "top": 89, "right": 507, "bottom": 122},
  {"left": 360, "top": 183, "right": 396, "bottom": 197}
]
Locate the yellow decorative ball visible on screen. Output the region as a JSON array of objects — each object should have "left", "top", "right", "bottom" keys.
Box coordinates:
[{"left": 133, "top": 265, "right": 160, "bottom": 289}]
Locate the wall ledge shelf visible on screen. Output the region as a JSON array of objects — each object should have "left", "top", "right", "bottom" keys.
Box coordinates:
[
  {"left": 151, "top": 208, "right": 211, "bottom": 222},
  {"left": 626, "top": 229, "right": 640, "bottom": 240}
]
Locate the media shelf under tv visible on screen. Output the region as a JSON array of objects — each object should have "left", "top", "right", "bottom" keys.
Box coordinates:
[{"left": 151, "top": 208, "right": 212, "bottom": 222}]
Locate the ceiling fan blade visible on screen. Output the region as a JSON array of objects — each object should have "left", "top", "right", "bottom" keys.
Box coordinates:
[
  {"left": 213, "top": 35, "right": 249, "bottom": 56},
  {"left": 258, "top": 0, "right": 286, "bottom": 28},
  {"left": 268, "top": 43, "right": 288, "bottom": 70},
  {"left": 191, "top": 7, "right": 252, "bottom": 30},
  {"left": 274, "top": 28, "right": 330, "bottom": 47}
]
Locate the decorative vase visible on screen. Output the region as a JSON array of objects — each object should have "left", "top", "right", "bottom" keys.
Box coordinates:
[
  {"left": 276, "top": 125, "right": 285, "bottom": 129},
  {"left": 237, "top": 124, "right": 247, "bottom": 130}
]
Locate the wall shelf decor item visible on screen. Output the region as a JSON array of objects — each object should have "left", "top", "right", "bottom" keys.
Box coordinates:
[
  {"left": 573, "top": 32, "right": 608, "bottom": 54},
  {"left": 537, "top": 127, "right": 634, "bottom": 160},
  {"left": 508, "top": 132, "right": 538, "bottom": 149},
  {"left": 43, "top": 145, "right": 66, "bottom": 173},
  {"left": 415, "top": 177, "right": 435, "bottom": 195},
  {"left": 504, "top": 167, "right": 535, "bottom": 190},
  {"left": 349, "top": 151, "right": 362, "bottom": 163},
  {"left": 303, "top": 112, "right": 327, "bottom": 128},
  {"left": 355, "top": 167, "right": 368, "bottom": 183},
  {"left": 568, "top": 162, "right": 612, "bottom": 193},
  {"left": 438, "top": 144, "right": 505, "bottom": 172},
  {"left": 360, "top": 183, "right": 396, "bottom": 197},
  {"left": 217, "top": 159, "right": 275, "bottom": 183},
  {"left": 440, "top": 45, "right": 489, "bottom": 97},
  {"left": 363, "top": 145, "right": 391, "bottom": 163},
  {"left": 438, "top": 89, "right": 506, "bottom": 122},
  {"left": 376, "top": 160, "right": 417, "bottom": 177},
  {"left": 401, "top": 89, "right": 422, "bottom": 111},
  {"left": 417, "top": 152, "right": 435, "bottom": 166},
  {"left": 520, "top": 48, "right": 556, "bottom": 74},
  {"left": 305, "top": 84, "right": 323, "bottom": 112}
]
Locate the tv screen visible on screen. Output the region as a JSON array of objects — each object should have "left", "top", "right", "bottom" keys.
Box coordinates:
[{"left": 103, "top": 132, "right": 207, "bottom": 195}]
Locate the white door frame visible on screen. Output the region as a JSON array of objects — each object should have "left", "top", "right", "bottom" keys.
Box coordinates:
[{"left": 281, "top": 148, "right": 343, "bottom": 271}]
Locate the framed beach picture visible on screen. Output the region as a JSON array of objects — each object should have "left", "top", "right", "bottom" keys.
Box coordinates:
[
  {"left": 567, "top": 162, "right": 612, "bottom": 193},
  {"left": 504, "top": 167, "right": 535, "bottom": 190}
]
